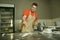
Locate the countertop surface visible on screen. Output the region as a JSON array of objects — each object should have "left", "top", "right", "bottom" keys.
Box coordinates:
[{"left": 1, "top": 31, "right": 60, "bottom": 40}]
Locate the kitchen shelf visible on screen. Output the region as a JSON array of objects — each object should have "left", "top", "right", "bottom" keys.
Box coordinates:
[
  {"left": 1, "top": 12, "right": 13, "bottom": 14},
  {"left": 1, "top": 25, "right": 11, "bottom": 28},
  {"left": 0, "top": 6, "right": 15, "bottom": 33},
  {"left": 1, "top": 22, "right": 11, "bottom": 23},
  {"left": 1, "top": 27, "right": 13, "bottom": 33},
  {"left": 1, "top": 16, "right": 13, "bottom": 18}
]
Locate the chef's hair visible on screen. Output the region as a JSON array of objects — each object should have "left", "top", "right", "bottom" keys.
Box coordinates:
[{"left": 32, "top": 2, "right": 38, "bottom": 6}]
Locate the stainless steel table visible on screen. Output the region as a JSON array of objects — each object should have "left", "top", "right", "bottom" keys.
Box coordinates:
[{"left": 1, "top": 32, "right": 60, "bottom": 40}]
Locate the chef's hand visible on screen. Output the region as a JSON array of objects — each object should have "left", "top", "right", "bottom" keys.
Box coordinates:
[
  {"left": 22, "top": 15, "right": 27, "bottom": 26},
  {"left": 22, "top": 21, "right": 27, "bottom": 27},
  {"left": 23, "top": 21, "right": 27, "bottom": 24},
  {"left": 34, "top": 20, "right": 38, "bottom": 26}
]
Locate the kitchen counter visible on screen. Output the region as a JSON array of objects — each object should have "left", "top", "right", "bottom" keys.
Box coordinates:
[{"left": 1, "top": 31, "right": 60, "bottom": 40}]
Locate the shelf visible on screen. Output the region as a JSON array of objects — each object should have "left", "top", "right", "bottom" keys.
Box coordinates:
[
  {"left": 1, "top": 27, "right": 13, "bottom": 28},
  {"left": 1, "top": 25, "right": 13, "bottom": 27},
  {"left": 1, "top": 27, "right": 13, "bottom": 33},
  {"left": 0, "top": 6, "right": 14, "bottom": 33},
  {"left": 1, "top": 18, "right": 13, "bottom": 20},
  {"left": 1, "top": 23, "right": 11, "bottom": 24},
  {"left": 1, "top": 20, "right": 11, "bottom": 22},
  {"left": 1, "top": 23, "right": 11, "bottom": 26},
  {"left": 1, "top": 14, "right": 13, "bottom": 16},
  {"left": 1, "top": 17, "right": 13, "bottom": 19},
  {"left": 1, "top": 12, "right": 13, "bottom": 15},
  {"left": 1, "top": 22, "right": 11, "bottom": 23}
]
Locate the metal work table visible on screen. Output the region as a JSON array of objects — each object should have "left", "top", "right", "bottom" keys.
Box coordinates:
[{"left": 1, "top": 32, "right": 60, "bottom": 40}]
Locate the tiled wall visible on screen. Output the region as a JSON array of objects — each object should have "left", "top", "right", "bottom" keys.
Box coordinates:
[
  {"left": 39, "top": 19, "right": 54, "bottom": 27},
  {"left": 52, "top": 17, "right": 60, "bottom": 26},
  {"left": 15, "top": 17, "right": 60, "bottom": 32},
  {"left": 52, "top": 18, "right": 60, "bottom": 22},
  {"left": 38, "top": 17, "right": 60, "bottom": 27}
]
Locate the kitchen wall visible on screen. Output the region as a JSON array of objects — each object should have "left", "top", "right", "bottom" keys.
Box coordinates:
[
  {"left": 50, "top": 0, "right": 60, "bottom": 26},
  {"left": 39, "top": 0, "right": 60, "bottom": 26},
  {"left": 0, "top": 0, "right": 60, "bottom": 32},
  {"left": 50, "top": 0, "right": 60, "bottom": 18},
  {"left": 0, "top": 0, "right": 51, "bottom": 32},
  {"left": 0, "top": 0, "right": 51, "bottom": 19},
  {"left": 39, "top": 0, "right": 60, "bottom": 27}
]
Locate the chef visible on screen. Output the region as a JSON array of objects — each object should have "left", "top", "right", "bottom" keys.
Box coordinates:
[{"left": 21, "top": 2, "right": 38, "bottom": 32}]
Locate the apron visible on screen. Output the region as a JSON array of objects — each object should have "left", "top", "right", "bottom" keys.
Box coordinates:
[{"left": 21, "top": 11, "right": 35, "bottom": 32}]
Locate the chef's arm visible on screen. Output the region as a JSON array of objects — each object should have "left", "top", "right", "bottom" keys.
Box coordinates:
[
  {"left": 34, "top": 20, "right": 38, "bottom": 26},
  {"left": 22, "top": 15, "right": 27, "bottom": 24}
]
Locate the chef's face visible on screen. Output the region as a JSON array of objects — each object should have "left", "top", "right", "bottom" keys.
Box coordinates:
[{"left": 31, "top": 5, "right": 37, "bottom": 12}]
